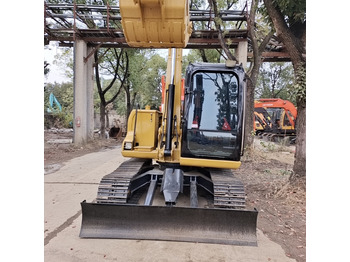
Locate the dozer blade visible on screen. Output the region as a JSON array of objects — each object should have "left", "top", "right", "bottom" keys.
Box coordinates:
[{"left": 79, "top": 201, "right": 258, "bottom": 246}]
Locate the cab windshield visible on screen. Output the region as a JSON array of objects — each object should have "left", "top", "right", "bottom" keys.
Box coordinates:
[{"left": 185, "top": 71, "right": 239, "bottom": 159}]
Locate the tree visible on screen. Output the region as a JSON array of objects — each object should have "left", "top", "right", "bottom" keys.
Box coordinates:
[
  {"left": 245, "top": 0, "right": 274, "bottom": 147},
  {"left": 121, "top": 50, "right": 166, "bottom": 127},
  {"left": 263, "top": 0, "right": 306, "bottom": 180},
  {"left": 188, "top": 1, "right": 223, "bottom": 64},
  {"left": 53, "top": 47, "right": 74, "bottom": 80},
  {"left": 138, "top": 53, "right": 167, "bottom": 108},
  {"left": 256, "top": 62, "right": 295, "bottom": 103},
  {"left": 94, "top": 48, "right": 128, "bottom": 139},
  {"left": 209, "top": 0, "right": 238, "bottom": 61}
]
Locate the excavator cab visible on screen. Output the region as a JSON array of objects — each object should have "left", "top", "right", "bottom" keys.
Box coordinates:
[{"left": 181, "top": 63, "right": 245, "bottom": 162}]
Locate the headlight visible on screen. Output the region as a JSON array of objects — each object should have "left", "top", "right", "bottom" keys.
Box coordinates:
[{"left": 124, "top": 142, "right": 132, "bottom": 150}]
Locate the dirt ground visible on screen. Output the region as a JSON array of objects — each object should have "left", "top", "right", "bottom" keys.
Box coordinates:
[
  {"left": 44, "top": 129, "right": 123, "bottom": 168},
  {"left": 44, "top": 129, "right": 306, "bottom": 262},
  {"left": 237, "top": 142, "right": 306, "bottom": 262}
]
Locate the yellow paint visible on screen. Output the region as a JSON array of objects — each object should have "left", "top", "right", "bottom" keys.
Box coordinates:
[
  {"left": 122, "top": 109, "right": 161, "bottom": 156},
  {"left": 122, "top": 149, "right": 158, "bottom": 159},
  {"left": 180, "top": 157, "right": 241, "bottom": 169},
  {"left": 119, "top": 0, "right": 192, "bottom": 48}
]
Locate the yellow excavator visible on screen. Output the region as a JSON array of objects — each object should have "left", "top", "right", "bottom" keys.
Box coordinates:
[{"left": 80, "top": 0, "right": 258, "bottom": 246}]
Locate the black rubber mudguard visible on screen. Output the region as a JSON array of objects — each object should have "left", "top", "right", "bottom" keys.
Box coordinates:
[{"left": 79, "top": 201, "right": 258, "bottom": 246}]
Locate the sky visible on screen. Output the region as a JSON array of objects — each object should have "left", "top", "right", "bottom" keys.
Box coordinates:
[
  {"left": 44, "top": 43, "right": 71, "bottom": 83},
  {"left": 44, "top": 43, "right": 189, "bottom": 84}
]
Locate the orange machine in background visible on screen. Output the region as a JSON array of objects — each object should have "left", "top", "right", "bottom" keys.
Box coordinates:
[{"left": 254, "top": 98, "right": 297, "bottom": 135}]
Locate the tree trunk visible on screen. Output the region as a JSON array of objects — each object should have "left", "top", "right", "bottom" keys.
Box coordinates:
[
  {"left": 263, "top": 0, "right": 305, "bottom": 65},
  {"left": 244, "top": 59, "right": 263, "bottom": 149},
  {"left": 244, "top": 76, "right": 255, "bottom": 148},
  {"left": 124, "top": 83, "right": 131, "bottom": 130},
  {"left": 99, "top": 103, "right": 106, "bottom": 139},
  {"left": 199, "top": 49, "right": 208, "bottom": 62},
  {"left": 291, "top": 62, "right": 306, "bottom": 179},
  {"left": 106, "top": 109, "right": 110, "bottom": 129},
  {"left": 291, "top": 95, "right": 306, "bottom": 180},
  {"left": 263, "top": 0, "right": 306, "bottom": 179},
  {"left": 209, "top": 0, "right": 237, "bottom": 61},
  {"left": 244, "top": 0, "right": 273, "bottom": 149}
]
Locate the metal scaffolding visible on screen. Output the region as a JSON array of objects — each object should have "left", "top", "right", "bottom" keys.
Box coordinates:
[{"left": 44, "top": 2, "right": 289, "bottom": 61}]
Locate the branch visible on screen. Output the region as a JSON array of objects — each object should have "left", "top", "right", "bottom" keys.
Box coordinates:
[
  {"left": 106, "top": 84, "right": 123, "bottom": 105},
  {"left": 258, "top": 31, "right": 274, "bottom": 54},
  {"left": 107, "top": 51, "right": 129, "bottom": 105},
  {"left": 199, "top": 49, "right": 208, "bottom": 62},
  {"left": 247, "top": 0, "right": 273, "bottom": 79},
  {"left": 94, "top": 50, "right": 106, "bottom": 105},
  {"left": 209, "top": 0, "right": 237, "bottom": 61},
  {"left": 263, "top": 0, "right": 305, "bottom": 65},
  {"left": 216, "top": 48, "right": 227, "bottom": 61},
  {"left": 103, "top": 49, "right": 124, "bottom": 95}
]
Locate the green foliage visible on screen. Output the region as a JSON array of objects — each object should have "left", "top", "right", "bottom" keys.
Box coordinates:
[
  {"left": 183, "top": 49, "right": 223, "bottom": 72},
  {"left": 260, "top": 141, "right": 275, "bottom": 151},
  {"left": 189, "top": 0, "right": 206, "bottom": 9},
  {"left": 95, "top": 77, "right": 122, "bottom": 109},
  {"left": 129, "top": 51, "right": 167, "bottom": 109},
  {"left": 182, "top": 50, "right": 203, "bottom": 73},
  {"left": 49, "top": 45, "right": 167, "bottom": 123},
  {"left": 53, "top": 47, "right": 74, "bottom": 80},
  {"left": 254, "top": 5, "right": 275, "bottom": 42},
  {"left": 140, "top": 53, "right": 167, "bottom": 108},
  {"left": 259, "top": 0, "right": 306, "bottom": 26},
  {"left": 45, "top": 82, "right": 73, "bottom": 111},
  {"left": 111, "top": 50, "right": 167, "bottom": 112},
  {"left": 202, "top": 49, "right": 222, "bottom": 62},
  {"left": 255, "top": 62, "right": 296, "bottom": 104},
  {"left": 293, "top": 62, "right": 306, "bottom": 102},
  {"left": 273, "top": 0, "right": 306, "bottom": 23},
  {"left": 114, "top": 90, "right": 126, "bottom": 116},
  {"left": 44, "top": 82, "right": 74, "bottom": 128}
]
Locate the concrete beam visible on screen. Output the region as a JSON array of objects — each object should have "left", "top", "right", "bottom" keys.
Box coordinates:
[{"left": 73, "top": 40, "right": 94, "bottom": 145}]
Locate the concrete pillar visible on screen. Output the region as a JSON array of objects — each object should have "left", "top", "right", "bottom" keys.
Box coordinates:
[
  {"left": 86, "top": 46, "right": 95, "bottom": 141},
  {"left": 236, "top": 41, "right": 248, "bottom": 69},
  {"left": 73, "top": 40, "right": 94, "bottom": 145}
]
